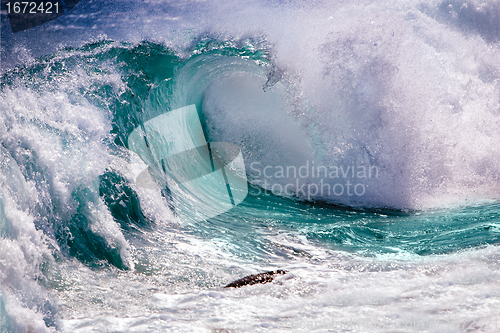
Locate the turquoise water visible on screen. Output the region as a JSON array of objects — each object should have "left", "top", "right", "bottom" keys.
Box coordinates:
[
  {"left": 3, "top": 39, "right": 498, "bottom": 267},
  {"left": 1, "top": 1, "right": 500, "bottom": 331},
  {"left": 201, "top": 192, "right": 500, "bottom": 258}
]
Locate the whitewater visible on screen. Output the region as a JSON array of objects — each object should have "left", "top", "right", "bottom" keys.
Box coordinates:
[{"left": 1, "top": 0, "right": 500, "bottom": 332}]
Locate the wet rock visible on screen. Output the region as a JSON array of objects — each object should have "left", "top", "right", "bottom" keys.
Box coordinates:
[{"left": 224, "top": 270, "right": 288, "bottom": 288}]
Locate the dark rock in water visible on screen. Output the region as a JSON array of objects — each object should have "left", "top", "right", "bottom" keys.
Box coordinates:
[{"left": 224, "top": 270, "right": 288, "bottom": 288}]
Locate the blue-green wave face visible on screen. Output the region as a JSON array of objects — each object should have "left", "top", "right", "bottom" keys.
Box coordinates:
[
  {"left": 2, "top": 38, "right": 498, "bottom": 263},
  {"left": 1, "top": 5, "right": 500, "bottom": 328}
]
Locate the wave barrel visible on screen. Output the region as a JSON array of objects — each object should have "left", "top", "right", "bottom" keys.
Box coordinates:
[{"left": 128, "top": 105, "right": 248, "bottom": 224}]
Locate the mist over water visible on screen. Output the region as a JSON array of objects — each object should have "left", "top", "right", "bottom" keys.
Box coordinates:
[
  {"left": 179, "top": 0, "right": 500, "bottom": 210},
  {"left": 1, "top": 0, "right": 500, "bottom": 332}
]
